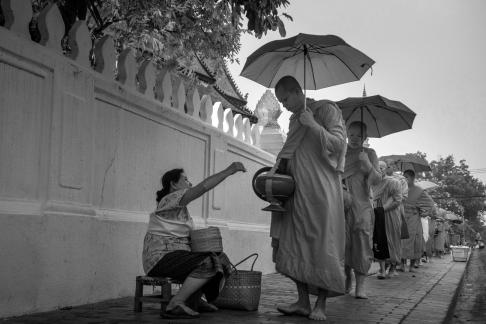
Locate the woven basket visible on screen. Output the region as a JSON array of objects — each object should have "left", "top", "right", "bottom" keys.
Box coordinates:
[
  {"left": 190, "top": 227, "right": 223, "bottom": 252},
  {"left": 213, "top": 253, "right": 262, "bottom": 311}
]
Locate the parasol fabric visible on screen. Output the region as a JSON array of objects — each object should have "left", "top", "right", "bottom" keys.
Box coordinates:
[
  {"left": 336, "top": 95, "right": 416, "bottom": 138},
  {"left": 380, "top": 154, "right": 431, "bottom": 173},
  {"left": 240, "top": 33, "right": 374, "bottom": 90}
]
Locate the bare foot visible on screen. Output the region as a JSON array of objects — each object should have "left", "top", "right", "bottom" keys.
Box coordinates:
[
  {"left": 345, "top": 276, "right": 352, "bottom": 294},
  {"left": 277, "top": 302, "right": 311, "bottom": 317},
  {"left": 355, "top": 292, "right": 368, "bottom": 299},
  {"left": 309, "top": 307, "right": 327, "bottom": 321},
  {"left": 166, "top": 302, "right": 199, "bottom": 316},
  {"left": 198, "top": 299, "right": 218, "bottom": 312}
]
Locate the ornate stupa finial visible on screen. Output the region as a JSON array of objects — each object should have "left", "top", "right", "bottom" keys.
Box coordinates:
[{"left": 362, "top": 84, "right": 367, "bottom": 97}]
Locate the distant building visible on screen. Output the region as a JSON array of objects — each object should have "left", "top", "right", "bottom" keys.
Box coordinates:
[
  {"left": 190, "top": 55, "right": 258, "bottom": 123},
  {"left": 254, "top": 90, "right": 286, "bottom": 156}
]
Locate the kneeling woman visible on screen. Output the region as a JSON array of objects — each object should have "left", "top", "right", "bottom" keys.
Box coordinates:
[{"left": 142, "top": 162, "right": 246, "bottom": 319}]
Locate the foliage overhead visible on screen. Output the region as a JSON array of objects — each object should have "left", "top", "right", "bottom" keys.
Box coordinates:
[
  {"left": 31, "top": 0, "right": 291, "bottom": 69},
  {"left": 406, "top": 152, "right": 486, "bottom": 232}
]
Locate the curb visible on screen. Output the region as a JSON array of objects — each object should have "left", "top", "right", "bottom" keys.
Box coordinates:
[{"left": 443, "top": 248, "right": 475, "bottom": 324}]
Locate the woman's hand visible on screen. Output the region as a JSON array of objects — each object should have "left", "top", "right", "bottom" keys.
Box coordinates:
[{"left": 227, "top": 162, "right": 246, "bottom": 174}]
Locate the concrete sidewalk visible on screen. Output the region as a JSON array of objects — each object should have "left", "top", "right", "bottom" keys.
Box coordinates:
[{"left": 2, "top": 254, "right": 466, "bottom": 324}]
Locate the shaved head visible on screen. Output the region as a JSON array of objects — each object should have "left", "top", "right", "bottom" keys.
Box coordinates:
[{"left": 275, "top": 76, "right": 302, "bottom": 93}]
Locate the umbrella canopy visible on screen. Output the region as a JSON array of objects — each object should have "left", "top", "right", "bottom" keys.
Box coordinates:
[
  {"left": 336, "top": 95, "right": 416, "bottom": 138},
  {"left": 445, "top": 213, "right": 462, "bottom": 224},
  {"left": 240, "top": 33, "right": 374, "bottom": 90},
  {"left": 380, "top": 154, "right": 431, "bottom": 173},
  {"left": 416, "top": 180, "right": 439, "bottom": 191}
]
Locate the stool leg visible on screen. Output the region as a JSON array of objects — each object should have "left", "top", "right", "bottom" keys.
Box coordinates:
[
  {"left": 160, "top": 282, "right": 172, "bottom": 314},
  {"left": 134, "top": 278, "right": 143, "bottom": 312}
]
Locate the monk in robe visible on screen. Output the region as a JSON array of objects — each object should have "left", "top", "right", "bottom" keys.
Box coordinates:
[
  {"left": 372, "top": 161, "right": 402, "bottom": 278},
  {"left": 270, "top": 76, "right": 346, "bottom": 321},
  {"left": 384, "top": 159, "right": 408, "bottom": 271},
  {"left": 343, "top": 121, "right": 381, "bottom": 299},
  {"left": 401, "top": 169, "right": 435, "bottom": 271},
  {"left": 425, "top": 215, "right": 437, "bottom": 261},
  {"left": 434, "top": 219, "right": 446, "bottom": 257}
]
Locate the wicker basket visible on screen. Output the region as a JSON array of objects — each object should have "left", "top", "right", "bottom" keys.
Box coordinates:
[
  {"left": 190, "top": 227, "right": 223, "bottom": 253},
  {"left": 213, "top": 253, "right": 262, "bottom": 311}
]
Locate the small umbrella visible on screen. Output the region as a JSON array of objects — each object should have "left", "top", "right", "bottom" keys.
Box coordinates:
[
  {"left": 380, "top": 154, "right": 431, "bottom": 173},
  {"left": 240, "top": 33, "right": 374, "bottom": 108},
  {"left": 336, "top": 95, "right": 416, "bottom": 138},
  {"left": 416, "top": 180, "right": 439, "bottom": 191},
  {"left": 445, "top": 213, "right": 462, "bottom": 224}
]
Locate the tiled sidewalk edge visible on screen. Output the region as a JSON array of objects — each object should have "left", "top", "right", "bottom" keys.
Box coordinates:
[
  {"left": 442, "top": 249, "right": 475, "bottom": 324},
  {"left": 401, "top": 252, "right": 471, "bottom": 324}
]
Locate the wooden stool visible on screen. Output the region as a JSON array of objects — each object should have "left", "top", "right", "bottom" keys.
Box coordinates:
[{"left": 134, "top": 276, "right": 180, "bottom": 312}]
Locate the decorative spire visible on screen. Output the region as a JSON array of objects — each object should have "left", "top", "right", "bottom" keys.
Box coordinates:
[{"left": 362, "top": 84, "right": 367, "bottom": 97}]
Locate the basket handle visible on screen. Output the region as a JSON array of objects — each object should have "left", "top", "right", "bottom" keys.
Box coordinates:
[{"left": 232, "top": 253, "right": 259, "bottom": 271}]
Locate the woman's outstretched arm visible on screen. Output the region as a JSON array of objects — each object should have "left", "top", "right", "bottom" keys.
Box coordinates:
[{"left": 179, "top": 162, "right": 246, "bottom": 206}]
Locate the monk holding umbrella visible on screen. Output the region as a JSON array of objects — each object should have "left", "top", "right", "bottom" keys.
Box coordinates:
[{"left": 242, "top": 33, "right": 374, "bottom": 320}]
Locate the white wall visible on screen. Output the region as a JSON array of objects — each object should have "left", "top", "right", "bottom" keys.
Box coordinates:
[{"left": 0, "top": 2, "right": 275, "bottom": 318}]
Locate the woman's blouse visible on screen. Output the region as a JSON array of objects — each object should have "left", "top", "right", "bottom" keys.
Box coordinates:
[{"left": 142, "top": 189, "right": 194, "bottom": 274}]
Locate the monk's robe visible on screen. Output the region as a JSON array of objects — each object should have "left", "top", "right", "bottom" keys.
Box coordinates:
[
  {"left": 434, "top": 221, "right": 446, "bottom": 253},
  {"left": 343, "top": 146, "right": 381, "bottom": 275},
  {"left": 372, "top": 176, "right": 403, "bottom": 263},
  {"left": 401, "top": 185, "right": 434, "bottom": 259},
  {"left": 270, "top": 99, "right": 347, "bottom": 296},
  {"left": 425, "top": 217, "right": 436, "bottom": 256}
]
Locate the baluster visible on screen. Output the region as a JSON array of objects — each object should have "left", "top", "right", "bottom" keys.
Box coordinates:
[
  {"left": 117, "top": 48, "right": 137, "bottom": 89},
  {"left": 234, "top": 114, "right": 244, "bottom": 140},
  {"left": 224, "top": 109, "right": 235, "bottom": 136},
  {"left": 67, "top": 20, "right": 91, "bottom": 68},
  {"left": 93, "top": 35, "right": 116, "bottom": 79},
  {"left": 137, "top": 60, "right": 157, "bottom": 99},
  {"left": 243, "top": 118, "right": 252, "bottom": 143},
  {"left": 1, "top": 0, "right": 32, "bottom": 39},
  {"left": 171, "top": 76, "right": 186, "bottom": 112},
  {"left": 212, "top": 102, "right": 223, "bottom": 129},
  {"left": 251, "top": 124, "right": 262, "bottom": 146},
  {"left": 199, "top": 95, "right": 213, "bottom": 124},
  {"left": 37, "top": 3, "right": 63, "bottom": 53}
]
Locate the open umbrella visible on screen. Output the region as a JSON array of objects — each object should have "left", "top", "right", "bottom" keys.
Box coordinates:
[
  {"left": 445, "top": 212, "right": 462, "bottom": 224},
  {"left": 416, "top": 180, "right": 439, "bottom": 191},
  {"left": 336, "top": 95, "right": 416, "bottom": 138},
  {"left": 240, "top": 33, "right": 374, "bottom": 108},
  {"left": 380, "top": 154, "right": 431, "bottom": 173}
]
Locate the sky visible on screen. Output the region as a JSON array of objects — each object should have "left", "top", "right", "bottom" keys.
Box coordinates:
[{"left": 227, "top": 0, "right": 486, "bottom": 183}]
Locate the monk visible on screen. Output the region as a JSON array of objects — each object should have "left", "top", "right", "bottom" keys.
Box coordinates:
[
  {"left": 372, "top": 161, "right": 402, "bottom": 278},
  {"left": 270, "top": 76, "right": 347, "bottom": 321},
  {"left": 401, "top": 169, "right": 435, "bottom": 271},
  {"left": 343, "top": 121, "right": 381, "bottom": 299}
]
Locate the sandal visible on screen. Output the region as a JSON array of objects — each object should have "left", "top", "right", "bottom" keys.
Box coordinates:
[{"left": 161, "top": 304, "right": 200, "bottom": 319}]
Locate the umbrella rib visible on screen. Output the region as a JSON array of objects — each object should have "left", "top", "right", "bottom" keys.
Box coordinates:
[
  {"left": 308, "top": 44, "right": 364, "bottom": 79},
  {"left": 374, "top": 105, "right": 414, "bottom": 129},
  {"left": 344, "top": 106, "right": 362, "bottom": 123},
  {"left": 365, "top": 106, "right": 381, "bottom": 137},
  {"left": 306, "top": 52, "right": 318, "bottom": 89}
]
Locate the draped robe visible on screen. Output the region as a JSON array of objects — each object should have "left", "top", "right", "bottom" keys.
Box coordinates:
[
  {"left": 270, "top": 99, "right": 347, "bottom": 295},
  {"left": 372, "top": 176, "right": 403, "bottom": 263},
  {"left": 401, "top": 185, "right": 435, "bottom": 259},
  {"left": 343, "top": 146, "right": 381, "bottom": 274}
]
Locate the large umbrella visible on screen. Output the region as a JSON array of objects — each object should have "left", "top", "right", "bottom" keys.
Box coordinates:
[
  {"left": 336, "top": 95, "right": 416, "bottom": 138},
  {"left": 380, "top": 154, "right": 431, "bottom": 173},
  {"left": 240, "top": 33, "right": 374, "bottom": 107}
]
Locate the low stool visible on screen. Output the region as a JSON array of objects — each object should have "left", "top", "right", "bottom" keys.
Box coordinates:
[{"left": 134, "top": 275, "right": 181, "bottom": 313}]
